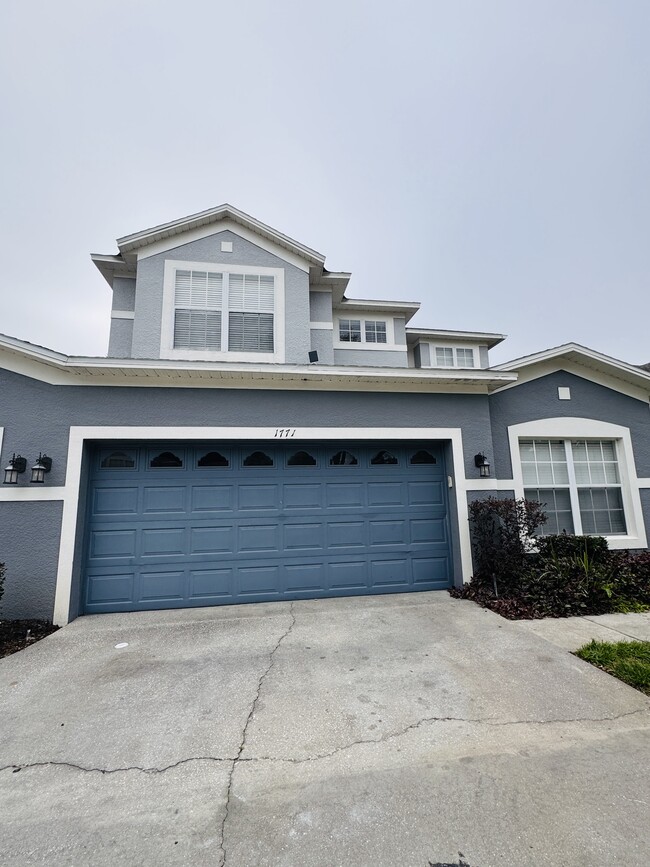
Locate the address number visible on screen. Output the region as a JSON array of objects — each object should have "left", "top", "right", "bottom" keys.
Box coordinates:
[{"left": 274, "top": 428, "right": 297, "bottom": 438}]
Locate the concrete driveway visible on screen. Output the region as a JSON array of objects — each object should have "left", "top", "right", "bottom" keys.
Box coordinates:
[{"left": 1, "top": 593, "right": 649, "bottom": 867}]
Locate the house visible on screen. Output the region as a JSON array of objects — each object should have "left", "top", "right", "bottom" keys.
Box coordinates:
[{"left": 1, "top": 205, "right": 648, "bottom": 626}]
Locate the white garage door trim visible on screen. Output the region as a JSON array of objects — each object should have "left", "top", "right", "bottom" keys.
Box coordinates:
[{"left": 54, "top": 426, "right": 474, "bottom": 625}]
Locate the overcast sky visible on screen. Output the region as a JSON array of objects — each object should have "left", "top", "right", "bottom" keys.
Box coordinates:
[{"left": 2, "top": 0, "right": 649, "bottom": 365}]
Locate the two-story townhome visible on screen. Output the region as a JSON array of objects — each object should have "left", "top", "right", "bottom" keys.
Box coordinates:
[{"left": 1, "top": 205, "right": 649, "bottom": 625}]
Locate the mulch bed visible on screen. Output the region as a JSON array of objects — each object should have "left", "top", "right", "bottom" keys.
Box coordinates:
[{"left": 0, "top": 619, "right": 59, "bottom": 659}]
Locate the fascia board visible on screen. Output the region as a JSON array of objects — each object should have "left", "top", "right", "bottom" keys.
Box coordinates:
[
  {"left": 406, "top": 328, "right": 506, "bottom": 348},
  {"left": 494, "top": 343, "right": 650, "bottom": 391},
  {"left": 116, "top": 204, "right": 326, "bottom": 266}
]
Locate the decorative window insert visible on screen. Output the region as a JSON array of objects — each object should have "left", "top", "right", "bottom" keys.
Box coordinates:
[
  {"left": 243, "top": 451, "right": 274, "bottom": 467},
  {"left": 287, "top": 450, "right": 317, "bottom": 466},
  {"left": 410, "top": 450, "right": 436, "bottom": 465},
  {"left": 520, "top": 439, "right": 626, "bottom": 536},
  {"left": 100, "top": 450, "right": 136, "bottom": 469},
  {"left": 339, "top": 319, "right": 362, "bottom": 343},
  {"left": 365, "top": 321, "right": 387, "bottom": 344},
  {"left": 150, "top": 451, "right": 184, "bottom": 468},
  {"left": 171, "top": 268, "right": 275, "bottom": 354},
  {"left": 197, "top": 451, "right": 229, "bottom": 467},
  {"left": 330, "top": 450, "right": 358, "bottom": 466},
  {"left": 370, "top": 450, "right": 398, "bottom": 465}
]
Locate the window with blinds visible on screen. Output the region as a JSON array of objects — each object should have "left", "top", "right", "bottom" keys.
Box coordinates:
[
  {"left": 172, "top": 269, "right": 275, "bottom": 353},
  {"left": 520, "top": 439, "right": 626, "bottom": 536}
]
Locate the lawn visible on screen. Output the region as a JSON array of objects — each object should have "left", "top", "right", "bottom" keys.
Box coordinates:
[{"left": 575, "top": 640, "right": 650, "bottom": 696}]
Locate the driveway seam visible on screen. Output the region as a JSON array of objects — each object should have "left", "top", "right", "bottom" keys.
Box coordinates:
[
  {"left": 218, "top": 601, "right": 296, "bottom": 867},
  {"left": 582, "top": 617, "right": 646, "bottom": 642}
]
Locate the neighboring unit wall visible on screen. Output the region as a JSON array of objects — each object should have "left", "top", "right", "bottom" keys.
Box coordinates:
[
  {"left": 130, "top": 230, "right": 312, "bottom": 364},
  {"left": 488, "top": 370, "right": 650, "bottom": 548}
]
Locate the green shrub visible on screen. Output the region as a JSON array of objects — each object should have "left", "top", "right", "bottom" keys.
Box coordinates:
[{"left": 467, "top": 496, "right": 547, "bottom": 595}]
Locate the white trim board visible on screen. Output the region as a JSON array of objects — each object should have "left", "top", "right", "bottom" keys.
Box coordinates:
[
  {"left": 507, "top": 417, "right": 647, "bottom": 551},
  {"left": 52, "top": 425, "right": 475, "bottom": 626},
  {"left": 110, "top": 310, "right": 135, "bottom": 320},
  {"left": 0, "top": 487, "right": 65, "bottom": 501}
]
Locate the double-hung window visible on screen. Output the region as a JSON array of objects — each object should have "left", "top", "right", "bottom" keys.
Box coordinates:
[
  {"left": 171, "top": 267, "right": 276, "bottom": 355},
  {"left": 364, "top": 321, "right": 387, "bottom": 343},
  {"left": 520, "top": 439, "right": 626, "bottom": 536},
  {"left": 339, "top": 319, "right": 362, "bottom": 342}
]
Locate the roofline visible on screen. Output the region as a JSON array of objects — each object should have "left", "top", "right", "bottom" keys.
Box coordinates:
[
  {"left": 0, "top": 333, "right": 517, "bottom": 391},
  {"left": 406, "top": 328, "right": 506, "bottom": 349},
  {"left": 115, "top": 204, "right": 327, "bottom": 266},
  {"left": 494, "top": 342, "right": 650, "bottom": 380},
  {"left": 336, "top": 298, "right": 421, "bottom": 323}
]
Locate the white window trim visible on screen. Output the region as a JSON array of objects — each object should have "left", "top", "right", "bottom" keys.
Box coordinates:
[
  {"left": 333, "top": 316, "right": 398, "bottom": 350},
  {"left": 508, "top": 418, "right": 647, "bottom": 549},
  {"left": 160, "top": 259, "right": 286, "bottom": 363},
  {"left": 51, "top": 425, "right": 476, "bottom": 625},
  {"left": 431, "top": 345, "right": 477, "bottom": 369}
]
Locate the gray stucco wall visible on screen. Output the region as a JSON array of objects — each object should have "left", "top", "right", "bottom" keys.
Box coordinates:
[
  {"left": 310, "top": 328, "right": 334, "bottom": 364},
  {"left": 489, "top": 370, "right": 650, "bottom": 479},
  {"left": 0, "top": 501, "right": 63, "bottom": 620},
  {"left": 309, "top": 291, "right": 332, "bottom": 322},
  {"left": 130, "top": 230, "right": 311, "bottom": 364},
  {"left": 111, "top": 277, "right": 136, "bottom": 312},
  {"left": 0, "top": 368, "right": 495, "bottom": 619},
  {"left": 413, "top": 343, "right": 430, "bottom": 368},
  {"left": 107, "top": 317, "right": 134, "bottom": 357},
  {"left": 333, "top": 348, "right": 409, "bottom": 368}
]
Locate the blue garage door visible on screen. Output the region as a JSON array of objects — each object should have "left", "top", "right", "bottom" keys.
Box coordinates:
[{"left": 82, "top": 442, "right": 453, "bottom": 613}]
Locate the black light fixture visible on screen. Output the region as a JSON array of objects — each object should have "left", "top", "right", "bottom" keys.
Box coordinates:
[
  {"left": 31, "top": 454, "right": 52, "bottom": 484},
  {"left": 308, "top": 350, "right": 319, "bottom": 363},
  {"left": 474, "top": 452, "right": 490, "bottom": 478},
  {"left": 4, "top": 454, "right": 27, "bottom": 485}
]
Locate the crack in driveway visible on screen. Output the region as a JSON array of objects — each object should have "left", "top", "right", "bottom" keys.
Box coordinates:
[
  {"left": 218, "top": 601, "right": 296, "bottom": 866},
  {"left": 2, "top": 705, "right": 646, "bottom": 778}
]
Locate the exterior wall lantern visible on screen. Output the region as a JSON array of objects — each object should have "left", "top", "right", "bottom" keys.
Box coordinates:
[
  {"left": 31, "top": 454, "right": 53, "bottom": 484},
  {"left": 474, "top": 452, "right": 491, "bottom": 478},
  {"left": 4, "top": 454, "right": 27, "bottom": 485}
]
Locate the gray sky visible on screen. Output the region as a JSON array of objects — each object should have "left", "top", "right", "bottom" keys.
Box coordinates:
[{"left": 2, "top": 0, "right": 649, "bottom": 365}]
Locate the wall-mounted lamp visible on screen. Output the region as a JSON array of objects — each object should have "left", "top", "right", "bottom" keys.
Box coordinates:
[
  {"left": 4, "top": 454, "right": 27, "bottom": 485},
  {"left": 474, "top": 452, "right": 491, "bottom": 478},
  {"left": 31, "top": 454, "right": 53, "bottom": 484}
]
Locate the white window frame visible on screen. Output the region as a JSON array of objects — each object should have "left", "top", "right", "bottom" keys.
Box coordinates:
[
  {"left": 432, "top": 345, "right": 476, "bottom": 368},
  {"left": 508, "top": 418, "right": 647, "bottom": 549},
  {"left": 333, "top": 316, "right": 396, "bottom": 350},
  {"left": 160, "top": 260, "right": 286, "bottom": 363}
]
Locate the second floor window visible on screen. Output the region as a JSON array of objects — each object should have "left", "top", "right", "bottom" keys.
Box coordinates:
[
  {"left": 365, "top": 321, "right": 387, "bottom": 343},
  {"left": 339, "top": 319, "right": 362, "bottom": 342},
  {"left": 339, "top": 318, "right": 388, "bottom": 344},
  {"left": 434, "top": 347, "right": 475, "bottom": 368},
  {"left": 173, "top": 269, "right": 274, "bottom": 353}
]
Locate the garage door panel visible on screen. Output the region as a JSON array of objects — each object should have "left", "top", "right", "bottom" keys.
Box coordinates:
[
  {"left": 328, "top": 560, "right": 369, "bottom": 590},
  {"left": 140, "top": 527, "right": 186, "bottom": 556},
  {"left": 283, "top": 522, "right": 325, "bottom": 551},
  {"left": 139, "top": 569, "right": 186, "bottom": 601},
  {"left": 284, "top": 563, "right": 326, "bottom": 593},
  {"left": 238, "top": 565, "right": 282, "bottom": 596},
  {"left": 142, "top": 486, "right": 186, "bottom": 513},
  {"left": 370, "top": 558, "right": 410, "bottom": 587},
  {"left": 190, "top": 525, "right": 235, "bottom": 554},
  {"left": 189, "top": 568, "right": 234, "bottom": 599},
  {"left": 191, "top": 485, "right": 235, "bottom": 512},
  {"left": 83, "top": 441, "right": 453, "bottom": 613},
  {"left": 407, "top": 480, "right": 445, "bottom": 506},
  {"left": 86, "top": 572, "right": 135, "bottom": 605},
  {"left": 327, "top": 520, "right": 366, "bottom": 549},
  {"left": 326, "top": 483, "right": 365, "bottom": 508},
  {"left": 92, "top": 486, "right": 139, "bottom": 516},
  {"left": 89, "top": 529, "right": 137, "bottom": 560},
  {"left": 369, "top": 519, "right": 407, "bottom": 547},
  {"left": 238, "top": 484, "right": 279, "bottom": 511}
]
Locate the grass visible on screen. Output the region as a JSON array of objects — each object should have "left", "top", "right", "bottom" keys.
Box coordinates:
[{"left": 575, "top": 640, "right": 650, "bottom": 696}]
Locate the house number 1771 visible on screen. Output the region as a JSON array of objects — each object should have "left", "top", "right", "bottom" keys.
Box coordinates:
[{"left": 274, "top": 428, "right": 297, "bottom": 438}]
